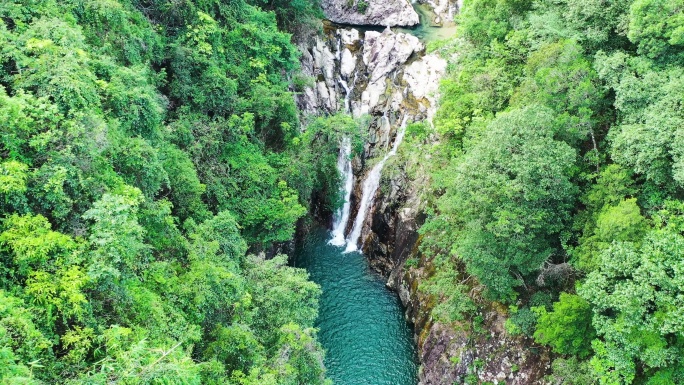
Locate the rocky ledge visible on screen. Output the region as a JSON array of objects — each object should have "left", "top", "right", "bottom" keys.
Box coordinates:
[
  {"left": 297, "top": 5, "right": 551, "bottom": 383},
  {"left": 321, "top": 0, "right": 419, "bottom": 27}
]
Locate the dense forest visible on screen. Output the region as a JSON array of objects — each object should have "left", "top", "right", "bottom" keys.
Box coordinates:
[
  {"left": 414, "top": 0, "right": 684, "bottom": 383},
  {"left": 3, "top": 0, "right": 684, "bottom": 383},
  {"left": 0, "top": 0, "right": 359, "bottom": 383}
]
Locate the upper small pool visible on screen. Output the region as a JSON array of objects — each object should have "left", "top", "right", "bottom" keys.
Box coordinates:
[{"left": 395, "top": 2, "right": 457, "bottom": 42}]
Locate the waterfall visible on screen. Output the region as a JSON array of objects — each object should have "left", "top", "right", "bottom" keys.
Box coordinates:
[
  {"left": 329, "top": 138, "right": 354, "bottom": 246},
  {"left": 339, "top": 79, "right": 351, "bottom": 113},
  {"left": 345, "top": 115, "right": 410, "bottom": 253},
  {"left": 339, "top": 73, "right": 357, "bottom": 114}
]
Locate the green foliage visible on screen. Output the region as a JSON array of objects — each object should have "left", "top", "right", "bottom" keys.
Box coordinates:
[
  {"left": 159, "top": 143, "right": 209, "bottom": 223},
  {"left": 505, "top": 306, "right": 537, "bottom": 337},
  {"left": 0, "top": 160, "right": 28, "bottom": 196},
  {"left": 457, "top": 0, "right": 532, "bottom": 47},
  {"left": 425, "top": 106, "right": 578, "bottom": 300},
  {"left": 0, "top": 0, "right": 330, "bottom": 382},
  {"left": 108, "top": 134, "right": 168, "bottom": 198},
  {"left": 356, "top": 0, "right": 369, "bottom": 13},
  {"left": 599, "top": 60, "right": 684, "bottom": 190},
  {"left": 83, "top": 187, "right": 147, "bottom": 280},
  {"left": 11, "top": 18, "right": 101, "bottom": 114},
  {"left": 245, "top": 255, "right": 320, "bottom": 343},
  {"left": 247, "top": 0, "right": 322, "bottom": 31},
  {"left": 546, "top": 357, "right": 597, "bottom": 385},
  {"left": 533, "top": 293, "right": 595, "bottom": 357},
  {"left": 575, "top": 198, "right": 647, "bottom": 271},
  {"left": 579, "top": 220, "right": 684, "bottom": 384},
  {"left": 67, "top": 0, "right": 164, "bottom": 64},
  {"left": 627, "top": 0, "right": 684, "bottom": 61},
  {"left": 419, "top": 259, "right": 475, "bottom": 323},
  {"left": 287, "top": 114, "right": 365, "bottom": 213},
  {"left": 103, "top": 65, "right": 166, "bottom": 138},
  {"left": 1, "top": 213, "right": 78, "bottom": 277},
  {"left": 512, "top": 39, "right": 602, "bottom": 144},
  {"left": 426, "top": 0, "right": 684, "bottom": 380}
]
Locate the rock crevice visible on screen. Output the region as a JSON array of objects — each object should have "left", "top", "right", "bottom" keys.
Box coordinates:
[{"left": 297, "top": 1, "right": 552, "bottom": 382}]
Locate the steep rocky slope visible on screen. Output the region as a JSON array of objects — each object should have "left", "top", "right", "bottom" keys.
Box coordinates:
[{"left": 297, "top": 2, "right": 552, "bottom": 383}]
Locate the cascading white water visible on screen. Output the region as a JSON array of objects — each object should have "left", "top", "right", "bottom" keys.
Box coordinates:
[
  {"left": 339, "top": 79, "right": 351, "bottom": 113},
  {"left": 344, "top": 115, "right": 410, "bottom": 253},
  {"left": 339, "top": 73, "right": 357, "bottom": 114},
  {"left": 329, "top": 138, "right": 354, "bottom": 246}
]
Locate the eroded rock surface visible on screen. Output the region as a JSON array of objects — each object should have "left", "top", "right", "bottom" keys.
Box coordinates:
[
  {"left": 322, "top": 0, "right": 419, "bottom": 27},
  {"left": 297, "top": 25, "right": 444, "bottom": 128},
  {"left": 297, "top": 16, "right": 551, "bottom": 385}
]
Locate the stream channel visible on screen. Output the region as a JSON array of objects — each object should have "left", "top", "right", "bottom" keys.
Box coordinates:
[{"left": 292, "top": 3, "right": 458, "bottom": 383}]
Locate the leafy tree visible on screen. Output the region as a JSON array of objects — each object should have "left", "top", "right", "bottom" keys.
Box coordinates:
[
  {"left": 0, "top": 213, "right": 78, "bottom": 278},
  {"left": 424, "top": 0, "right": 684, "bottom": 380},
  {"left": 83, "top": 187, "right": 147, "bottom": 280},
  {"left": 533, "top": 293, "right": 595, "bottom": 357},
  {"left": 0, "top": 0, "right": 331, "bottom": 382},
  {"left": 512, "top": 39, "right": 602, "bottom": 144},
  {"left": 10, "top": 18, "right": 101, "bottom": 114},
  {"left": 247, "top": 0, "right": 322, "bottom": 31},
  {"left": 159, "top": 143, "right": 210, "bottom": 223},
  {"left": 245, "top": 255, "right": 320, "bottom": 345},
  {"left": 427, "top": 106, "right": 578, "bottom": 299},
  {"left": 628, "top": 0, "right": 684, "bottom": 61},
  {"left": 575, "top": 198, "right": 647, "bottom": 271},
  {"left": 579, "top": 206, "right": 684, "bottom": 384},
  {"left": 546, "top": 356, "right": 597, "bottom": 385},
  {"left": 103, "top": 65, "right": 166, "bottom": 139},
  {"left": 108, "top": 135, "right": 168, "bottom": 198}
]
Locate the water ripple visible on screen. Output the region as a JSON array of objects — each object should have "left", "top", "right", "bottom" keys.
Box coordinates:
[{"left": 294, "top": 227, "right": 418, "bottom": 385}]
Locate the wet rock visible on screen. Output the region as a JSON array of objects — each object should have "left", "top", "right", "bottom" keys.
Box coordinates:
[
  {"left": 322, "top": 0, "right": 420, "bottom": 27},
  {"left": 402, "top": 53, "right": 447, "bottom": 122},
  {"left": 339, "top": 28, "right": 360, "bottom": 46},
  {"left": 364, "top": 28, "right": 423, "bottom": 83},
  {"left": 340, "top": 48, "right": 356, "bottom": 78},
  {"left": 296, "top": 19, "right": 553, "bottom": 385}
]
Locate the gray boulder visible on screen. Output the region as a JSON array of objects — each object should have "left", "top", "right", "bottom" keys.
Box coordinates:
[{"left": 322, "top": 0, "right": 420, "bottom": 27}]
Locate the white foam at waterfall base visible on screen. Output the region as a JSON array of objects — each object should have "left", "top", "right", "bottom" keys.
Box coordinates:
[
  {"left": 344, "top": 115, "right": 409, "bottom": 253},
  {"left": 329, "top": 138, "right": 354, "bottom": 246}
]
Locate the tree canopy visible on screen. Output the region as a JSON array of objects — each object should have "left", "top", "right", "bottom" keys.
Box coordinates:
[
  {"left": 0, "top": 0, "right": 342, "bottom": 383},
  {"left": 417, "top": 0, "right": 684, "bottom": 381}
]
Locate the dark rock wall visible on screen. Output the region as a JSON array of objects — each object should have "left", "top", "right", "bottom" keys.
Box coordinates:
[{"left": 361, "top": 166, "right": 552, "bottom": 384}]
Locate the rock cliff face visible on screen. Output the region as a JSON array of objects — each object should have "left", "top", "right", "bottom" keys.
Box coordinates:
[
  {"left": 298, "top": 25, "right": 441, "bottom": 120},
  {"left": 321, "top": 0, "right": 419, "bottom": 27},
  {"left": 298, "top": 2, "right": 552, "bottom": 383}
]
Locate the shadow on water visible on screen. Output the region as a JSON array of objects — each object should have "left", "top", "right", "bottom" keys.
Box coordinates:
[{"left": 293, "top": 227, "right": 419, "bottom": 385}]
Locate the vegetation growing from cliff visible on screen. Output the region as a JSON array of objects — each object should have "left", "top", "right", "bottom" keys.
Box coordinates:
[
  {"left": 0, "top": 0, "right": 351, "bottom": 383},
  {"left": 420, "top": 0, "right": 684, "bottom": 382}
]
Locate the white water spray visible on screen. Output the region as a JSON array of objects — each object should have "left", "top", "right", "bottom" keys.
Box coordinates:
[
  {"left": 345, "top": 115, "right": 410, "bottom": 253},
  {"left": 339, "top": 73, "right": 357, "bottom": 114},
  {"left": 329, "top": 138, "right": 354, "bottom": 246},
  {"left": 339, "top": 79, "right": 351, "bottom": 114}
]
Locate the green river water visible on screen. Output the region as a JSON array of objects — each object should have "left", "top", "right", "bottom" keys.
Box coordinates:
[
  {"left": 395, "top": 3, "right": 457, "bottom": 42},
  {"left": 294, "top": 227, "right": 419, "bottom": 385},
  {"left": 294, "top": 6, "right": 457, "bottom": 383}
]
